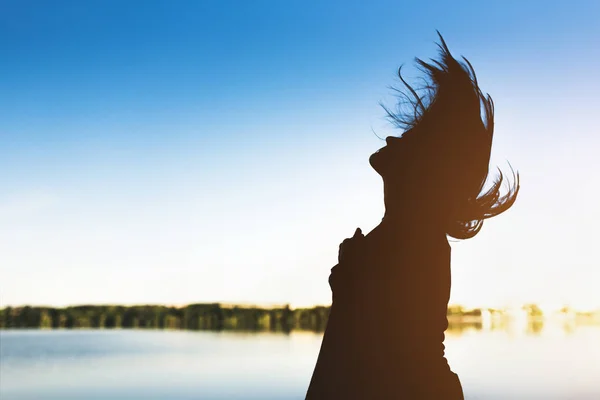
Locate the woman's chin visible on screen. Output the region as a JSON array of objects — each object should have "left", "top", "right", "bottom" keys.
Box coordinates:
[{"left": 369, "top": 152, "right": 384, "bottom": 175}]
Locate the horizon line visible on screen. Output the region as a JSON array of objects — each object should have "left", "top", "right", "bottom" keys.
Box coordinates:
[{"left": 2, "top": 301, "right": 599, "bottom": 313}]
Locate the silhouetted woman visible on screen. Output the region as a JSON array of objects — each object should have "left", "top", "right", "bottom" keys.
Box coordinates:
[{"left": 305, "top": 33, "right": 519, "bottom": 399}]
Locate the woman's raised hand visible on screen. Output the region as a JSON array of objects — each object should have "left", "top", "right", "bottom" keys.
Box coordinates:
[{"left": 338, "top": 228, "right": 365, "bottom": 264}]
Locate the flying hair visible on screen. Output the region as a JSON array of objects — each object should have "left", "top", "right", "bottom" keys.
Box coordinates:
[{"left": 381, "top": 32, "right": 519, "bottom": 239}]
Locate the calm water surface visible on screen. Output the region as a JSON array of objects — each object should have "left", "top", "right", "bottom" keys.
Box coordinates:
[{"left": 1, "top": 322, "right": 599, "bottom": 400}]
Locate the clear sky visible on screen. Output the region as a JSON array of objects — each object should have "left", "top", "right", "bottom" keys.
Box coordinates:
[{"left": 1, "top": 0, "right": 599, "bottom": 311}]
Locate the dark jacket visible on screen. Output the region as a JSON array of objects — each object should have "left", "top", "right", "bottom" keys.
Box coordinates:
[{"left": 305, "top": 232, "right": 464, "bottom": 399}]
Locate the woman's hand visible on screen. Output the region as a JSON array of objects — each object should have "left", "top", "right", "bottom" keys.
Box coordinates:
[{"left": 338, "top": 228, "right": 365, "bottom": 264}]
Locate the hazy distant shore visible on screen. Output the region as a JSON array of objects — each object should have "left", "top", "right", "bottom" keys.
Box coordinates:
[{"left": 1, "top": 304, "right": 598, "bottom": 332}]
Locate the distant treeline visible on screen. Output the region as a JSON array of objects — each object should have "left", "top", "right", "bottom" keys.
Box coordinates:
[
  {"left": 0, "top": 303, "right": 548, "bottom": 332},
  {"left": 0, "top": 304, "right": 327, "bottom": 331}
]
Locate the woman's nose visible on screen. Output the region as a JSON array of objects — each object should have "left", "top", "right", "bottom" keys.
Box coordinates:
[{"left": 386, "top": 136, "right": 400, "bottom": 146}]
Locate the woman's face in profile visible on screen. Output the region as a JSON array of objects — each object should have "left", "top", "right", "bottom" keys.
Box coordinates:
[
  {"left": 370, "top": 128, "right": 447, "bottom": 205},
  {"left": 369, "top": 131, "right": 421, "bottom": 181}
]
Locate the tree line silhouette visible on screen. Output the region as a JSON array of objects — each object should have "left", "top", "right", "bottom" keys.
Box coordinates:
[
  {"left": 0, "top": 304, "right": 329, "bottom": 332},
  {"left": 0, "top": 303, "right": 569, "bottom": 332}
]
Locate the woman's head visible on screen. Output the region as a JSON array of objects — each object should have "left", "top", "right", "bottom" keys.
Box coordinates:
[{"left": 371, "top": 32, "right": 519, "bottom": 239}]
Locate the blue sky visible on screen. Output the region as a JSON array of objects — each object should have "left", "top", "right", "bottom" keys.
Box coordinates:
[{"left": 1, "top": 1, "right": 599, "bottom": 310}]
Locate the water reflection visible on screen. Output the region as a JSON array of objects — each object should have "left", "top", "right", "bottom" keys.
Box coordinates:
[
  {"left": 446, "top": 317, "right": 595, "bottom": 337},
  {"left": 1, "top": 323, "right": 599, "bottom": 400},
  {"left": 447, "top": 321, "right": 482, "bottom": 335}
]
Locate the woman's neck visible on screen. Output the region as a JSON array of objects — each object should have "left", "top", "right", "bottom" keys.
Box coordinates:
[{"left": 372, "top": 208, "right": 447, "bottom": 241}]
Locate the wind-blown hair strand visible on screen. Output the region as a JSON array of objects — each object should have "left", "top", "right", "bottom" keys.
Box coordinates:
[{"left": 382, "top": 32, "right": 519, "bottom": 239}]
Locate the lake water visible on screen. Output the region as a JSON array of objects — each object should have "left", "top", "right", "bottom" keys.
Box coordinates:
[{"left": 1, "top": 322, "right": 599, "bottom": 400}]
